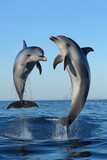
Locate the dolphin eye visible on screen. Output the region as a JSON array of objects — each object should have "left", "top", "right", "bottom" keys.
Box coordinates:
[
  {"left": 66, "top": 43, "right": 70, "bottom": 47},
  {"left": 27, "top": 54, "right": 31, "bottom": 57}
]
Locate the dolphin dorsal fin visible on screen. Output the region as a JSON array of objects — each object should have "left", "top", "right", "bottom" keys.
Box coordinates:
[
  {"left": 23, "top": 40, "right": 27, "bottom": 49},
  {"left": 81, "top": 47, "right": 94, "bottom": 56}
]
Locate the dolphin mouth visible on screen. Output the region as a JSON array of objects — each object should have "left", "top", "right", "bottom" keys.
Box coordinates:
[
  {"left": 49, "top": 36, "right": 57, "bottom": 41},
  {"left": 42, "top": 57, "right": 47, "bottom": 61}
]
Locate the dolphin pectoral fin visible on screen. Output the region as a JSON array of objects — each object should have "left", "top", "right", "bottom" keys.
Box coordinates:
[
  {"left": 23, "top": 40, "right": 27, "bottom": 49},
  {"left": 7, "top": 100, "right": 39, "bottom": 109},
  {"left": 64, "top": 55, "right": 77, "bottom": 77},
  {"left": 53, "top": 54, "right": 64, "bottom": 69},
  {"left": 69, "top": 60, "right": 77, "bottom": 77},
  {"left": 64, "top": 55, "right": 70, "bottom": 70},
  {"left": 81, "top": 47, "right": 94, "bottom": 56},
  {"left": 36, "top": 62, "right": 42, "bottom": 75},
  {"left": 20, "top": 62, "right": 27, "bottom": 77}
]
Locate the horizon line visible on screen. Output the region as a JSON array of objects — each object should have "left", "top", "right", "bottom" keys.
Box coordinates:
[{"left": 0, "top": 99, "right": 107, "bottom": 101}]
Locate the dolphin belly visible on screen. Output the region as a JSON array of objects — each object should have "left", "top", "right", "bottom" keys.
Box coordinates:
[
  {"left": 13, "top": 60, "right": 35, "bottom": 101},
  {"left": 13, "top": 69, "right": 25, "bottom": 101},
  {"left": 58, "top": 63, "right": 90, "bottom": 127}
]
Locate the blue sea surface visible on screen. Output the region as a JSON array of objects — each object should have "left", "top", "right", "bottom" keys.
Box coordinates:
[{"left": 0, "top": 100, "right": 107, "bottom": 159}]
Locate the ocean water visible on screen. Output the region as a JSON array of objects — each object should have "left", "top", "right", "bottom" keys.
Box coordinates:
[{"left": 0, "top": 100, "right": 107, "bottom": 159}]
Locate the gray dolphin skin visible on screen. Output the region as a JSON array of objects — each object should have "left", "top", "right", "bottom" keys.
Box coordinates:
[
  {"left": 7, "top": 40, "right": 47, "bottom": 109},
  {"left": 49, "top": 35, "right": 94, "bottom": 137}
]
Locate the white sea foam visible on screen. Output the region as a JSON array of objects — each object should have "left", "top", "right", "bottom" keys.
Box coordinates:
[{"left": 46, "top": 118, "right": 59, "bottom": 121}]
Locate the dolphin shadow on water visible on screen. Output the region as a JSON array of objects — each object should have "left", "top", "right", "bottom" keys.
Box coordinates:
[
  {"left": 7, "top": 40, "right": 47, "bottom": 109},
  {"left": 49, "top": 35, "right": 94, "bottom": 138}
]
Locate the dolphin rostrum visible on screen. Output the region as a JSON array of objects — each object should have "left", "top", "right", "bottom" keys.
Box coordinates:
[
  {"left": 49, "top": 35, "right": 94, "bottom": 137},
  {"left": 7, "top": 40, "right": 47, "bottom": 109}
]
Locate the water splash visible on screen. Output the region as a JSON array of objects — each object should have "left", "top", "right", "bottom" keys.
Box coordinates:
[
  {"left": 44, "top": 117, "right": 68, "bottom": 140},
  {"left": 48, "top": 118, "right": 68, "bottom": 140},
  {"left": 4, "top": 118, "right": 33, "bottom": 140},
  {"left": 18, "top": 120, "right": 33, "bottom": 140},
  {"left": 24, "top": 77, "right": 32, "bottom": 100},
  {"left": 8, "top": 77, "right": 34, "bottom": 140},
  {"left": 11, "top": 85, "right": 18, "bottom": 100},
  {"left": 47, "top": 118, "right": 82, "bottom": 140},
  {"left": 52, "top": 124, "right": 68, "bottom": 140}
]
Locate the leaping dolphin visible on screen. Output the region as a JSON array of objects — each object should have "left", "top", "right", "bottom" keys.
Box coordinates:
[
  {"left": 7, "top": 40, "right": 47, "bottom": 109},
  {"left": 49, "top": 35, "right": 94, "bottom": 137}
]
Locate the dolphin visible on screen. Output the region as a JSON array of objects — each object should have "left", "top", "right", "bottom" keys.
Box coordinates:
[
  {"left": 7, "top": 40, "right": 47, "bottom": 109},
  {"left": 49, "top": 35, "right": 94, "bottom": 137}
]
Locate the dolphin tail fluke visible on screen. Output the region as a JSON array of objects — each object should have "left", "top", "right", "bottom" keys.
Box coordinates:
[{"left": 7, "top": 100, "right": 39, "bottom": 109}]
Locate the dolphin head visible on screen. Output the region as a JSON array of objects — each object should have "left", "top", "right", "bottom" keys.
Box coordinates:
[
  {"left": 49, "top": 35, "right": 70, "bottom": 53},
  {"left": 22, "top": 40, "right": 47, "bottom": 63},
  {"left": 19, "top": 46, "right": 47, "bottom": 77},
  {"left": 49, "top": 35, "right": 71, "bottom": 70},
  {"left": 19, "top": 41, "right": 47, "bottom": 80},
  {"left": 26, "top": 47, "right": 47, "bottom": 63},
  {"left": 49, "top": 35, "right": 94, "bottom": 71}
]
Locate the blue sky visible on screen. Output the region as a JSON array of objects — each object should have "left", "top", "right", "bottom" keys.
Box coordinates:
[{"left": 0, "top": 0, "right": 107, "bottom": 100}]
